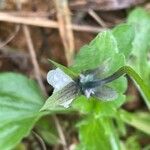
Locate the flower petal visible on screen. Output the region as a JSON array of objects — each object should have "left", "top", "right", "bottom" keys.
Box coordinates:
[
  {"left": 47, "top": 68, "right": 74, "bottom": 91},
  {"left": 41, "top": 82, "right": 79, "bottom": 110},
  {"left": 92, "top": 85, "right": 118, "bottom": 101}
]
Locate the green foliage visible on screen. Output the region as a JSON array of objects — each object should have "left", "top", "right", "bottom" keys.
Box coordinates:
[
  {"left": 127, "top": 8, "right": 150, "bottom": 88},
  {"left": 124, "top": 136, "right": 141, "bottom": 150},
  {"left": 49, "top": 59, "right": 78, "bottom": 78},
  {"left": 41, "top": 21, "right": 150, "bottom": 150},
  {"left": 71, "top": 30, "right": 129, "bottom": 116},
  {"left": 119, "top": 110, "right": 150, "bottom": 135},
  {"left": 35, "top": 117, "right": 59, "bottom": 145},
  {"left": 72, "top": 31, "right": 119, "bottom": 72},
  {"left": 71, "top": 26, "right": 133, "bottom": 150},
  {"left": 112, "top": 24, "right": 135, "bottom": 58},
  {"left": 76, "top": 117, "right": 120, "bottom": 150},
  {"left": 0, "top": 73, "right": 44, "bottom": 150}
]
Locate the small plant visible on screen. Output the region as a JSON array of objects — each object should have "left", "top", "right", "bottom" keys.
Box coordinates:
[
  {"left": 0, "top": 8, "right": 150, "bottom": 150},
  {"left": 42, "top": 60, "right": 150, "bottom": 111}
]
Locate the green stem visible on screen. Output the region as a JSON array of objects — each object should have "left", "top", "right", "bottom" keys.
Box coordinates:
[{"left": 104, "top": 66, "right": 150, "bottom": 109}]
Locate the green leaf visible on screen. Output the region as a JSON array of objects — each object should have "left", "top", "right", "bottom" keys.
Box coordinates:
[
  {"left": 114, "top": 114, "right": 126, "bottom": 137},
  {"left": 72, "top": 31, "right": 118, "bottom": 73},
  {"left": 72, "top": 94, "right": 125, "bottom": 117},
  {"left": 76, "top": 117, "right": 120, "bottom": 150},
  {"left": 112, "top": 24, "right": 134, "bottom": 58},
  {"left": 0, "top": 73, "right": 44, "bottom": 150},
  {"left": 127, "top": 8, "right": 150, "bottom": 88},
  {"left": 119, "top": 110, "right": 150, "bottom": 135},
  {"left": 124, "top": 136, "right": 141, "bottom": 150},
  {"left": 49, "top": 59, "right": 78, "bottom": 78}
]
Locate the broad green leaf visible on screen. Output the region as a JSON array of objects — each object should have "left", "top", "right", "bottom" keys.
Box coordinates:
[
  {"left": 112, "top": 24, "right": 134, "bottom": 58},
  {"left": 0, "top": 73, "right": 44, "bottom": 150},
  {"left": 119, "top": 110, "right": 150, "bottom": 135},
  {"left": 72, "top": 31, "right": 118, "bottom": 72},
  {"left": 76, "top": 117, "right": 120, "bottom": 150}
]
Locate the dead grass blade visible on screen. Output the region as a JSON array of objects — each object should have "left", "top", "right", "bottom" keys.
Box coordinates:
[
  {"left": 0, "top": 12, "right": 104, "bottom": 33},
  {"left": 54, "top": 0, "right": 74, "bottom": 65}
]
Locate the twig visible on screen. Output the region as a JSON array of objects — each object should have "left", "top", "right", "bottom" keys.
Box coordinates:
[
  {"left": 52, "top": 1, "right": 74, "bottom": 147},
  {"left": 52, "top": 116, "right": 68, "bottom": 150},
  {"left": 0, "top": 25, "right": 20, "bottom": 49},
  {"left": 7, "top": 11, "right": 54, "bottom": 17},
  {"left": 54, "top": 0, "right": 74, "bottom": 65},
  {"left": 32, "top": 131, "right": 47, "bottom": 150},
  {"left": 0, "top": 12, "right": 105, "bottom": 33},
  {"left": 23, "top": 25, "right": 47, "bottom": 96},
  {"left": 88, "top": 9, "right": 107, "bottom": 28}
]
